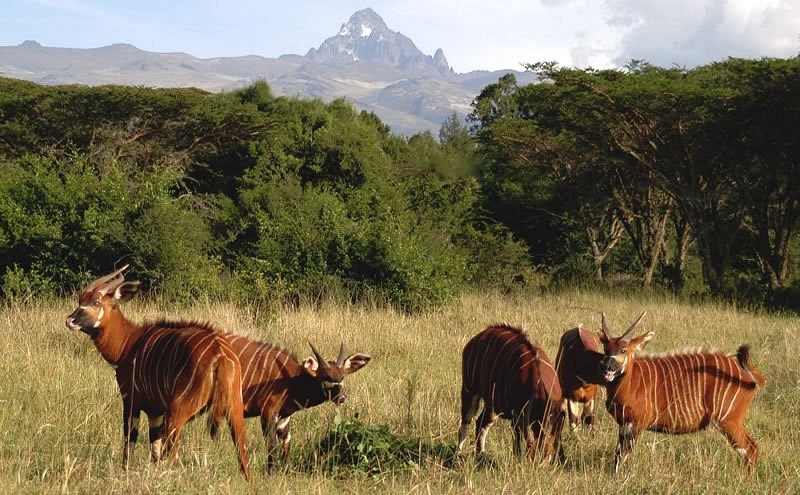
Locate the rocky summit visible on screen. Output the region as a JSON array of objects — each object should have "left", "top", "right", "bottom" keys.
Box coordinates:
[
  {"left": 305, "top": 8, "right": 453, "bottom": 78},
  {"left": 0, "top": 9, "right": 536, "bottom": 135}
]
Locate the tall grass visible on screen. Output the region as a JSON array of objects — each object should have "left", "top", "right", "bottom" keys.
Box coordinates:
[{"left": 0, "top": 290, "right": 797, "bottom": 493}]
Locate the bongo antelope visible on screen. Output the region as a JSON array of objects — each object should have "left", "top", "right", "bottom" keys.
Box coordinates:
[
  {"left": 457, "top": 324, "right": 564, "bottom": 461},
  {"left": 65, "top": 266, "right": 249, "bottom": 478},
  {"left": 215, "top": 335, "right": 370, "bottom": 468},
  {"left": 599, "top": 312, "right": 765, "bottom": 472},
  {"left": 555, "top": 325, "right": 605, "bottom": 431}
]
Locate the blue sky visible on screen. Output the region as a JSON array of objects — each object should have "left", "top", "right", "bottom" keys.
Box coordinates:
[{"left": 2, "top": 0, "right": 798, "bottom": 73}]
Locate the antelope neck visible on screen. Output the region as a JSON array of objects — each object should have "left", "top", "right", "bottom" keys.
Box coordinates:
[{"left": 93, "top": 310, "right": 145, "bottom": 366}]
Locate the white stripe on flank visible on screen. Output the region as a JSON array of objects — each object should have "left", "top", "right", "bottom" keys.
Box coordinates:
[
  {"left": 653, "top": 358, "right": 669, "bottom": 426},
  {"left": 239, "top": 339, "right": 260, "bottom": 384},
  {"left": 711, "top": 354, "right": 722, "bottom": 422},
  {"left": 668, "top": 357, "right": 683, "bottom": 429},
  {"left": 684, "top": 354, "right": 700, "bottom": 425},
  {"left": 154, "top": 330, "right": 180, "bottom": 407},
  {"left": 176, "top": 332, "right": 218, "bottom": 401},
  {"left": 662, "top": 357, "right": 678, "bottom": 429},
  {"left": 720, "top": 358, "right": 741, "bottom": 422},
  {"left": 716, "top": 358, "right": 733, "bottom": 421},
  {"left": 650, "top": 360, "right": 659, "bottom": 422},
  {"left": 685, "top": 355, "right": 699, "bottom": 425},
  {"left": 674, "top": 356, "right": 689, "bottom": 429},
  {"left": 700, "top": 353, "right": 708, "bottom": 418},
  {"left": 249, "top": 345, "right": 270, "bottom": 400}
]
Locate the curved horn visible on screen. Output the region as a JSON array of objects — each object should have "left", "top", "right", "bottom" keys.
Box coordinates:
[
  {"left": 601, "top": 312, "right": 610, "bottom": 335},
  {"left": 337, "top": 343, "right": 346, "bottom": 367},
  {"left": 308, "top": 341, "right": 330, "bottom": 370},
  {"left": 86, "top": 264, "right": 129, "bottom": 293},
  {"left": 620, "top": 311, "right": 647, "bottom": 342}
]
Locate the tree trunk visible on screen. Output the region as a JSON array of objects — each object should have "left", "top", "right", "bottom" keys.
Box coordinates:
[
  {"left": 642, "top": 206, "right": 670, "bottom": 286},
  {"left": 695, "top": 232, "right": 728, "bottom": 295},
  {"left": 584, "top": 216, "right": 624, "bottom": 283},
  {"left": 752, "top": 197, "right": 798, "bottom": 289}
]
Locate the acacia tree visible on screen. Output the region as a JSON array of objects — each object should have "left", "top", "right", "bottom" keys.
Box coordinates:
[
  {"left": 471, "top": 71, "right": 627, "bottom": 281},
  {"left": 729, "top": 59, "right": 800, "bottom": 288},
  {"left": 470, "top": 58, "right": 800, "bottom": 295},
  {"left": 505, "top": 64, "right": 672, "bottom": 285},
  {"left": 539, "top": 63, "right": 747, "bottom": 294}
]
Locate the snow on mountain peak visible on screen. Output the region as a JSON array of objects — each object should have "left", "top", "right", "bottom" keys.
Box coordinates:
[{"left": 308, "top": 8, "right": 453, "bottom": 78}]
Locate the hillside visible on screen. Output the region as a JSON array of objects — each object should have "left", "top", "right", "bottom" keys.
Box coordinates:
[{"left": 0, "top": 9, "right": 538, "bottom": 135}]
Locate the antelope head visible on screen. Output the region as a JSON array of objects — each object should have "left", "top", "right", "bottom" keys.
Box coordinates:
[
  {"left": 303, "top": 342, "right": 371, "bottom": 405},
  {"left": 65, "top": 265, "right": 140, "bottom": 338},
  {"left": 597, "top": 312, "right": 653, "bottom": 383}
]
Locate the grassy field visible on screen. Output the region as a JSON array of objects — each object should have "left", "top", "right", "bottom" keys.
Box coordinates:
[{"left": 0, "top": 290, "right": 797, "bottom": 494}]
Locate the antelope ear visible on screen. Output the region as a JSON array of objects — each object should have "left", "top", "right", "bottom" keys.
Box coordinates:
[
  {"left": 343, "top": 353, "right": 371, "bottom": 374},
  {"left": 630, "top": 331, "right": 655, "bottom": 352},
  {"left": 303, "top": 356, "right": 319, "bottom": 376},
  {"left": 578, "top": 327, "right": 597, "bottom": 349},
  {"left": 114, "top": 281, "right": 140, "bottom": 304}
]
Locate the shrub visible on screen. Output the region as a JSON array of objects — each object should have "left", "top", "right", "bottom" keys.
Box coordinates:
[
  {"left": 298, "top": 414, "right": 458, "bottom": 476},
  {"left": 0, "top": 154, "right": 223, "bottom": 299}
]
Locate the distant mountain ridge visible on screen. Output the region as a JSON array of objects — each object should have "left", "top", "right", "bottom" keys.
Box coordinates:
[{"left": 0, "top": 9, "right": 537, "bottom": 135}]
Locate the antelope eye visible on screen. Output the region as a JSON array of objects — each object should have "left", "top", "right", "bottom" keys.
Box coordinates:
[
  {"left": 620, "top": 348, "right": 627, "bottom": 354},
  {"left": 92, "top": 300, "right": 102, "bottom": 308}
]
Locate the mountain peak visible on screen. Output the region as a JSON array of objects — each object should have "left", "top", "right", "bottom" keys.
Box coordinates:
[
  {"left": 337, "top": 8, "right": 388, "bottom": 38},
  {"left": 306, "top": 8, "right": 454, "bottom": 78}
]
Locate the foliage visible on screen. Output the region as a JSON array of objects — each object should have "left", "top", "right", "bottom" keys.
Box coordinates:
[
  {"left": 471, "top": 58, "right": 800, "bottom": 306},
  {"left": 1, "top": 57, "right": 798, "bottom": 310},
  {"left": 0, "top": 153, "right": 221, "bottom": 301},
  {"left": 0, "top": 78, "right": 527, "bottom": 309},
  {"left": 299, "top": 414, "right": 458, "bottom": 477}
]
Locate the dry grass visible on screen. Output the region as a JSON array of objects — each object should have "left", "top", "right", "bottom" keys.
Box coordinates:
[{"left": 0, "top": 290, "right": 797, "bottom": 493}]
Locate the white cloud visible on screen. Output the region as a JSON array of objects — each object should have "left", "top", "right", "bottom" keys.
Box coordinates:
[{"left": 605, "top": 0, "right": 800, "bottom": 67}]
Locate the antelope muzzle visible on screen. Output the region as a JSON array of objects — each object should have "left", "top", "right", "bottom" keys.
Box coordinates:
[{"left": 600, "top": 354, "right": 625, "bottom": 383}]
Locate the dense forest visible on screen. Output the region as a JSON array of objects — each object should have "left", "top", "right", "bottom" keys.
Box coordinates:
[{"left": 1, "top": 56, "right": 798, "bottom": 310}]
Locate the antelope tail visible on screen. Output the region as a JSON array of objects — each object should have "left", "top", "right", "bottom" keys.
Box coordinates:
[{"left": 736, "top": 344, "right": 766, "bottom": 389}]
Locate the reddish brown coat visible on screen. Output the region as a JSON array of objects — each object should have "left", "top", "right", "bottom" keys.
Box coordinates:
[
  {"left": 599, "top": 312, "right": 765, "bottom": 472},
  {"left": 457, "top": 324, "right": 564, "bottom": 461},
  {"left": 65, "top": 266, "right": 249, "bottom": 478},
  {"left": 555, "top": 325, "right": 605, "bottom": 430},
  {"left": 219, "top": 334, "right": 369, "bottom": 467}
]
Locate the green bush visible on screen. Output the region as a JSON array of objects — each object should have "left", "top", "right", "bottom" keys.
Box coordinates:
[
  {"left": 236, "top": 176, "right": 470, "bottom": 311},
  {"left": 0, "top": 154, "right": 223, "bottom": 299},
  {"left": 0, "top": 80, "right": 540, "bottom": 309},
  {"left": 298, "top": 415, "right": 458, "bottom": 476}
]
